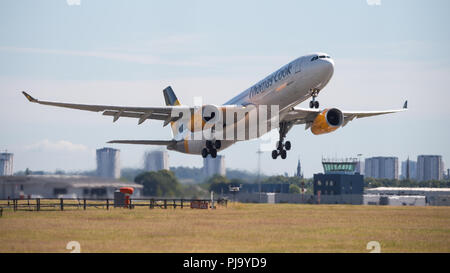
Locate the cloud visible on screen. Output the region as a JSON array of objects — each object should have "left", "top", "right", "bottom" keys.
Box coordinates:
[
  {"left": 0, "top": 45, "right": 290, "bottom": 70},
  {"left": 25, "top": 139, "right": 90, "bottom": 152},
  {"left": 367, "top": 0, "right": 381, "bottom": 6},
  {"left": 66, "top": 0, "right": 81, "bottom": 6},
  {"left": 0, "top": 46, "right": 205, "bottom": 67}
]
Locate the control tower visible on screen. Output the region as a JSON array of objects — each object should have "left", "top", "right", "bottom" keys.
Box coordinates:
[
  {"left": 321, "top": 158, "right": 358, "bottom": 174},
  {"left": 313, "top": 158, "right": 363, "bottom": 204}
]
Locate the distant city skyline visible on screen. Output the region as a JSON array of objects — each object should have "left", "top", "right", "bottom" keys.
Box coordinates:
[
  {"left": 4, "top": 148, "right": 447, "bottom": 181},
  {"left": 1, "top": 1, "right": 450, "bottom": 177}
]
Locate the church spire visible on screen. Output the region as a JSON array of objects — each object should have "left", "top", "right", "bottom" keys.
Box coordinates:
[{"left": 296, "top": 158, "right": 303, "bottom": 178}]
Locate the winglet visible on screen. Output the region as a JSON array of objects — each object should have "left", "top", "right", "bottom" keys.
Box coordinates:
[
  {"left": 22, "top": 91, "right": 38, "bottom": 103},
  {"left": 403, "top": 100, "right": 408, "bottom": 109}
]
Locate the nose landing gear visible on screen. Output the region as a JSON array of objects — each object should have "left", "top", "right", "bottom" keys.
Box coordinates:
[
  {"left": 202, "top": 140, "right": 221, "bottom": 158},
  {"left": 309, "top": 88, "right": 320, "bottom": 109}
]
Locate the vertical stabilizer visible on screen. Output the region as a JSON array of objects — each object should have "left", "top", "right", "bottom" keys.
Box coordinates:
[
  {"left": 163, "top": 86, "right": 180, "bottom": 106},
  {"left": 163, "top": 86, "right": 181, "bottom": 137}
]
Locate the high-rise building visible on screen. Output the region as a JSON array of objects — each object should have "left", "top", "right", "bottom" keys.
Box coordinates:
[
  {"left": 401, "top": 159, "right": 417, "bottom": 180},
  {"left": 364, "top": 157, "right": 398, "bottom": 179},
  {"left": 203, "top": 155, "right": 226, "bottom": 178},
  {"left": 417, "top": 155, "right": 444, "bottom": 181},
  {"left": 144, "top": 150, "right": 169, "bottom": 172},
  {"left": 0, "top": 152, "right": 14, "bottom": 176},
  {"left": 96, "top": 147, "right": 120, "bottom": 179}
]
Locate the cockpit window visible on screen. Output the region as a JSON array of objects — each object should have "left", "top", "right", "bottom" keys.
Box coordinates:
[{"left": 311, "top": 55, "right": 330, "bottom": 61}]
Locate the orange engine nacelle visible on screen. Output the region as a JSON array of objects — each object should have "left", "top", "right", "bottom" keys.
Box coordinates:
[{"left": 311, "top": 108, "right": 344, "bottom": 135}]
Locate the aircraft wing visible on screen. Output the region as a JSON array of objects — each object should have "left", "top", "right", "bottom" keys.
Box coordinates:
[
  {"left": 282, "top": 100, "right": 408, "bottom": 128},
  {"left": 107, "top": 140, "right": 177, "bottom": 147},
  {"left": 22, "top": 91, "right": 194, "bottom": 126}
]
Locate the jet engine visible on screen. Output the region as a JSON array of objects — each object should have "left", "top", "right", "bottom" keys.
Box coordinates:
[{"left": 311, "top": 108, "right": 344, "bottom": 135}]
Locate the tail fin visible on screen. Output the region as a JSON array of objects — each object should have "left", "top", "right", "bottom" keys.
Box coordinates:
[
  {"left": 163, "top": 86, "right": 180, "bottom": 106},
  {"left": 163, "top": 86, "right": 181, "bottom": 137}
]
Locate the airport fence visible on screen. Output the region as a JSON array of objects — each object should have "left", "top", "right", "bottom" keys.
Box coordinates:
[{"left": 0, "top": 197, "right": 228, "bottom": 214}]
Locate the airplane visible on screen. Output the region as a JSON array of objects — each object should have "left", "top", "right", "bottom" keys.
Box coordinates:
[{"left": 22, "top": 52, "right": 407, "bottom": 160}]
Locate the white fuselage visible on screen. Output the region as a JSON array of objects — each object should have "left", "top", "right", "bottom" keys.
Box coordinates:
[{"left": 170, "top": 53, "right": 335, "bottom": 154}]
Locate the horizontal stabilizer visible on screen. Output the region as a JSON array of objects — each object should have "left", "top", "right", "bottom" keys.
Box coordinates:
[{"left": 107, "top": 140, "right": 177, "bottom": 146}]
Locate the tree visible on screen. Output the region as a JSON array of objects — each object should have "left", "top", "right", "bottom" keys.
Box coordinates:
[
  {"left": 134, "top": 170, "right": 181, "bottom": 197},
  {"left": 289, "top": 184, "right": 301, "bottom": 194},
  {"left": 207, "top": 175, "right": 231, "bottom": 194}
]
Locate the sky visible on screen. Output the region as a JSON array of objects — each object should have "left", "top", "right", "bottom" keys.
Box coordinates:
[{"left": 1, "top": 0, "right": 450, "bottom": 177}]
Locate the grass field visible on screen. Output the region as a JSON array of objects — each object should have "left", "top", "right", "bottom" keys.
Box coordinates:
[{"left": 1, "top": 203, "right": 449, "bottom": 253}]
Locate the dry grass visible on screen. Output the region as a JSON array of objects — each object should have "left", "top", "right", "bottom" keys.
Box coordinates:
[{"left": 0, "top": 203, "right": 449, "bottom": 253}]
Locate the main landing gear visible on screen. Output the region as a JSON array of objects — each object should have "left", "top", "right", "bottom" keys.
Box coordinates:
[
  {"left": 272, "top": 122, "right": 291, "bottom": 160},
  {"left": 309, "top": 88, "right": 320, "bottom": 109},
  {"left": 202, "top": 140, "right": 221, "bottom": 158}
]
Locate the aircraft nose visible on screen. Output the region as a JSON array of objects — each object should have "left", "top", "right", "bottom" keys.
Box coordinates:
[
  {"left": 321, "top": 58, "right": 334, "bottom": 78},
  {"left": 309, "top": 56, "right": 334, "bottom": 89}
]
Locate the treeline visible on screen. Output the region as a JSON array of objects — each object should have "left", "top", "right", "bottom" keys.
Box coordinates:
[
  {"left": 169, "top": 166, "right": 262, "bottom": 183},
  {"left": 132, "top": 170, "right": 313, "bottom": 198},
  {"left": 122, "top": 166, "right": 264, "bottom": 184},
  {"left": 364, "top": 177, "right": 450, "bottom": 188},
  {"left": 205, "top": 174, "right": 313, "bottom": 195},
  {"left": 134, "top": 170, "right": 209, "bottom": 198}
]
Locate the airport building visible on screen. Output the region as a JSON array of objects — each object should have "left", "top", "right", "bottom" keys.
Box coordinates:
[
  {"left": 416, "top": 155, "right": 444, "bottom": 181},
  {"left": 401, "top": 159, "right": 417, "bottom": 180},
  {"left": 364, "top": 157, "right": 399, "bottom": 180},
  {"left": 241, "top": 183, "right": 290, "bottom": 194},
  {"left": 363, "top": 194, "right": 426, "bottom": 206},
  {"left": 96, "top": 147, "right": 120, "bottom": 179},
  {"left": 313, "top": 158, "right": 364, "bottom": 204},
  {"left": 365, "top": 187, "right": 450, "bottom": 206},
  {"left": 144, "top": 150, "right": 169, "bottom": 172},
  {"left": 203, "top": 155, "right": 226, "bottom": 178},
  {"left": 0, "top": 152, "right": 14, "bottom": 176},
  {"left": 0, "top": 175, "right": 143, "bottom": 199}
]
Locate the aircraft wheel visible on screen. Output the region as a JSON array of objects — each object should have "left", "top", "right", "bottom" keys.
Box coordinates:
[
  {"left": 210, "top": 149, "right": 217, "bottom": 158},
  {"left": 309, "top": 101, "right": 314, "bottom": 108},
  {"left": 314, "top": 101, "right": 319, "bottom": 108},
  {"left": 285, "top": 141, "right": 291, "bottom": 151},
  {"left": 280, "top": 149, "right": 287, "bottom": 159},
  {"left": 272, "top": 150, "right": 278, "bottom": 159},
  {"left": 214, "top": 140, "right": 221, "bottom": 149},
  {"left": 206, "top": 140, "right": 213, "bottom": 150},
  {"left": 201, "top": 148, "right": 208, "bottom": 158}
]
